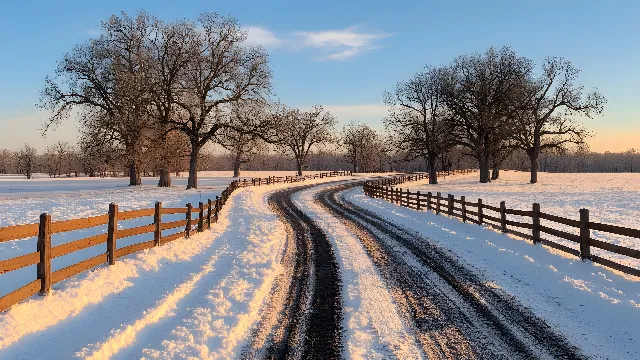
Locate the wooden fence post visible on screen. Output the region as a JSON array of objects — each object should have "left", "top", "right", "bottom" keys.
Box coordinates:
[
  {"left": 154, "top": 202, "right": 162, "bottom": 246},
  {"left": 215, "top": 196, "right": 220, "bottom": 222},
  {"left": 448, "top": 194, "right": 454, "bottom": 216},
  {"left": 37, "top": 213, "right": 52, "bottom": 295},
  {"left": 207, "top": 199, "right": 212, "bottom": 229},
  {"left": 461, "top": 196, "right": 466, "bottom": 222},
  {"left": 186, "top": 203, "right": 192, "bottom": 238},
  {"left": 579, "top": 209, "right": 591, "bottom": 261},
  {"left": 427, "top": 192, "right": 432, "bottom": 210},
  {"left": 416, "top": 191, "right": 421, "bottom": 211},
  {"left": 198, "top": 202, "right": 204, "bottom": 232},
  {"left": 478, "top": 199, "right": 483, "bottom": 225},
  {"left": 107, "top": 203, "right": 118, "bottom": 265},
  {"left": 532, "top": 203, "right": 540, "bottom": 244},
  {"left": 436, "top": 192, "right": 441, "bottom": 214},
  {"left": 500, "top": 201, "right": 507, "bottom": 233}
]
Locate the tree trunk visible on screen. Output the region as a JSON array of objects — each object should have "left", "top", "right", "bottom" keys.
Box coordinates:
[
  {"left": 158, "top": 168, "right": 171, "bottom": 187},
  {"left": 530, "top": 154, "right": 539, "bottom": 184},
  {"left": 353, "top": 162, "right": 358, "bottom": 173},
  {"left": 296, "top": 158, "right": 303, "bottom": 176},
  {"left": 129, "top": 162, "right": 141, "bottom": 186},
  {"left": 233, "top": 154, "right": 241, "bottom": 178},
  {"left": 187, "top": 143, "right": 199, "bottom": 189},
  {"left": 491, "top": 167, "right": 500, "bottom": 180},
  {"left": 427, "top": 156, "right": 438, "bottom": 184},
  {"left": 479, "top": 156, "right": 491, "bottom": 183}
]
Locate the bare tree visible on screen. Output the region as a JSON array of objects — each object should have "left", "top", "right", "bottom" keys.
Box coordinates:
[
  {"left": 342, "top": 122, "right": 385, "bottom": 173},
  {"left": 162, "top": 13, "right": 272, "bottom": 189},
  {"left": 510, "top": 57, "right": 606, "bottom": 183},
  {"left": 272, "top": 105, "right": 336, "bottom": 176},
  {"left": 384, "top": 67, "right": 454, "bottom": 183},
  {"left": 443, "top": 47, "right": 533, "bottom": 183},
  {"left": 0, "top": 149, "right": 14, "bottom": 174},
  {"left": 39, "top": 11, "right": 155, "bottom": 186},
  {"left": 15, "top": 144, "right": 37, "bottom": 179}
]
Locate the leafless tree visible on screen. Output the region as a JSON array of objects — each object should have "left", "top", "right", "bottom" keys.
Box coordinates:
[
  {"left": 15, "top": 144, "right": 37, "bottom": 179},
  {"left": 384, "top": 67, "right": 454, "bottom": 183},
  {"left": 0, "top": 149, "right": 14, "bottom": 174},
  {"left": 342, "top": 122, "right": 386, "bottom": 173},
  {"left": 272, "top": 105, "right": 336, "bottom": 176},
  {"left": 39, "top": 11, "right": 156, "bottom": 186},
  {"left": 510, "top": 57, "right": 606, "bottom": 183},
  {"left": 442, "top": 47, "right": 533, "bottom": 183},
  {"left": 43, "top": 141, "right": 74, "bottom": 177}
]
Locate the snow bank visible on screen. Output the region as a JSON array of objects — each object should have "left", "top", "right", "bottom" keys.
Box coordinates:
[{"left": 346, "top": 186, "right": 640, "bottom": 359}]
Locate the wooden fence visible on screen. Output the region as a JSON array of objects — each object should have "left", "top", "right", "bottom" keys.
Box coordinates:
[
  {"left": 246, "top": 171, "right": 352, "bottom": 186},
  {"left": 363, "top": 171, "right": 640, "bottom": 278},
  {"left": 0, "top": 170, "right": 352, "bottom": 312}
]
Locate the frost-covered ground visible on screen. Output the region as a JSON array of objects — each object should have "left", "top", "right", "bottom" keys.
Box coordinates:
[
  {"left": 346, "top": 186, "right": 640, "bottom": 359},
  {"left": 408, "top": 171, "right": 640, "bottom": 269},
  {"left": 0, "top": 175, "right": 351, "bottom": 360}
]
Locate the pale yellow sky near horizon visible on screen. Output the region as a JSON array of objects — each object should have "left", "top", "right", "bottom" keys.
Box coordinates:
[{"left": 0, "top": 106, "right": 637, "bottom": 153}]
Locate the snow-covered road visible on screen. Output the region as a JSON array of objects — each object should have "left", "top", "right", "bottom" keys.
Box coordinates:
[{"left": 0, "top": 175, "right": 638, "bottom": 359}]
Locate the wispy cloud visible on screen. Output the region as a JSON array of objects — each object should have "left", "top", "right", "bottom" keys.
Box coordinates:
[{"left": 243, "top": 25, "right": 390, "bottom": 61}]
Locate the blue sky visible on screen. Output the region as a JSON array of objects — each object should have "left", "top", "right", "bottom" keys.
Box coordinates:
[{"left": 0, "top": 0, "right": 638, "bottom": 152}]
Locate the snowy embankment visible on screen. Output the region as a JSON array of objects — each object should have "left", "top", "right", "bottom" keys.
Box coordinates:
[
  {"left": 293, "top": 184, "right": 424, "bottom": 360},
  {"left": 408, "top": 171, "right": 640, "bottom": 270},
  {"left": 0, "top": 175, "right": 352, "bottom": 359},
  {"left": 345, "top": 186, "right": 640, "bottom": 359}
]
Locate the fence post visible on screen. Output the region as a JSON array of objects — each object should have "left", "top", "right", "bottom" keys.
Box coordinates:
[
  {"left": 448, "top": 194, "right": 454, "bottom": 216},
  {"left": 579, "top": 209, "right": 591, "bottom": 261},
  {"left": 478, "top": 199, "right": 483, "bottom": 225},
  {"left": 461, "top": 196, "right": 466, "bottom": 222},
  {"left": 500, "top": 201, "right": 507, "bottom": 233},
  {"left": 37, "top": 213, "right": 52, "bottom": 295},
  {"left": 198, "top": 202, "right": 204, "bottom": 232},
  {"left": 185, "top": 203, "right": 192, "bottom": 238},
  {"left": 207, "top": 199, "right": 212, "bottom": 229},
  {"left": 154, "top": 202, "right": 162, "bottom": 246},
  {"left": 214, "top": 196, "right": 220, "bottom": 222},
  {"left": 532, "top": 203, "right": 540, "bottom": 244},
  {"left": 427, "top": 192, "right": 432, "bottom": 210},
  {"left": 416, "top": 191, "right": 421, "bottom": 211},
  {"left": 397, "top": 188, "right": 402, "bottom": 205},
  {"left": 436, "top": 192, "right": 441, "bottom": 214},
  {"left": 107, "top": 203, "right": 118, "bottom": 265}
]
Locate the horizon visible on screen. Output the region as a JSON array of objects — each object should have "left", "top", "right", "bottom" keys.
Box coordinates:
[{"left": 0, "top": 0, "right": 638, "bottom": 153}]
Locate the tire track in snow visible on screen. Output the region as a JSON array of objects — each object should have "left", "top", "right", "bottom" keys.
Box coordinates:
[
  {"left": 317, "top": 182, "right": 587, "bottom": 360},
  {"left": 243, "top": 186, "right": 343, "bottom": 360}
]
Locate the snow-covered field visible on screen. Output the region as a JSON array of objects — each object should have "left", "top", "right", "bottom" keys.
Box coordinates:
[
  {"left": 408, "top": 171, "right": 640, "bottom": 270},
  {"left": 346, "top": 186, "right": 640, "bottom": 359}
]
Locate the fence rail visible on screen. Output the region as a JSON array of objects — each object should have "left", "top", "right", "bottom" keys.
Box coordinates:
[
  {"left": 363, "top": 170, "right": 640, "bottom": 278},
  {"left": 0, "top": 170, "right": 352, "bottom": 312}
]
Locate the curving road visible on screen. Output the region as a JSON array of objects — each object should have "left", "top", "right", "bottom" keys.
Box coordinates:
[{"left": 244, "top": 181, "right": 587, "bottom": 360}]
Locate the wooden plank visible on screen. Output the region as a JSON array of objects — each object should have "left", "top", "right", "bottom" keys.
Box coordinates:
[
  {"left": 0, "top": 279, "right": 40, "bottom": 312},
  {"left": 107, "top": 203, "right": 118, "bottom": 265},
  {"left": 590, "top": 238, "right": 640, "bottom": 259},
  {"left": 467, "top": 210, "right": 479, "bottom": 217},
  {"left": 465, "top": 202, "right": 479, "bottom": 208},
  {"left": 539, "top": 212, "right": 580, "bottom": 227},
  {"left": 539, "top": 238, "right": 580, "bottom": 257},
  {"left": 51, "top": 233, "right": 108, "bottom": 258},
  {"left": 589, "top": 221, "right": 640, "bottom": 238},
  {"left": 114, "top": 240, "right": 155, "bottom": 258},
  {"left": 0, "top": 223, "right": 39, "bottom": 242},
  {"left": 119, "top": 208, "right": 155, "bottom": 221},
  {"left": 0, "top": 252, "right": 40, "bottom": 274},
  {"left": 161, "top": 232, "right": 184, "bottom": 243},
  {"left": 539, "top": 225, "right": 580, "bottom": 243},
  {"left": 161, "top": 207, "right": 186, "bottom": 215},
  {"left": 505, "top": 208, "right": 534, "bottom": 216},
  {"left": 484, "top": 214, "right": 501, "bottom": 223},
  {"left": 38, "top": 213, "right": 52, "bottom": 295},
  {"left": 483, "top": 204, "right": 501, "bottom": 212},
  {"left": 161, "top": 220, "right": 187, "bottom": 231},
  {"left": 51, "top": 253, "right": 107, "bottom": 284},
  {"left": 505, "top": 219, "right": 533, "bottom": 229},
  {"left": 116, "top": 224, "right": 154, "bottom": 239},
  {"left": 51, "top": 214, "right": 109, "bottom": 233},
  {"left": 591, "top": 255, "right": 640, "bottom": 277},
  {"left": 508, "top": 229, "right": 534, "bottom": 241}
]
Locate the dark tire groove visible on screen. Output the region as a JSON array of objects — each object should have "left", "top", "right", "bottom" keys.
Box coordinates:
[{"left": 317, "top": 182, "right": 587, "bottom": 360}]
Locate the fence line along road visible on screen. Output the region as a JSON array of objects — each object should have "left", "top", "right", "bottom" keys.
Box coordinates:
[
  {"left": 363, "top": 170, "right": 640, "bottom": 278},
  {"left": 0, "top": 170, "right": 352, "bottom": 312}
]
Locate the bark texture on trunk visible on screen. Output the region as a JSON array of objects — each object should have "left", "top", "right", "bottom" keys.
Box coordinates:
[
  {"left": 187, "top": 144, "right": 199, "bottom": 189},
  {"left": 129, "top": 163, "right": 141, "bottom": 186},
  {"left": 530, "top": 155, "right": 539, "bottom": 184},
  {"left": 491, "top": 167, "right": 500, "bottom": 180},
  {"left": 479, "top": 156, "right": 491, "bottom": 183},
  {"left": 158, "top": 168, "right": 171, "bottom": 187},
  {"left": 428, "top": 157, "right": 438, "bottom": 184},
  {"left": 233, "top": 154, "right": 241, "bottom": 178},
  {"left": 296, "top": 159, "right": 303, "bottom": 176}
]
